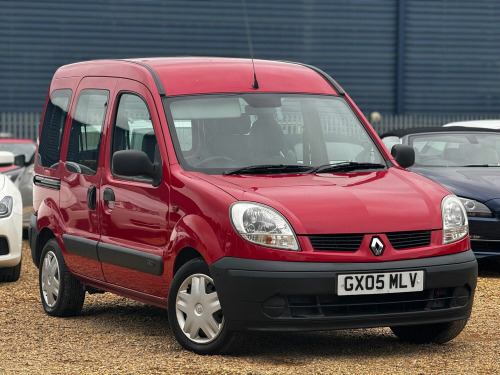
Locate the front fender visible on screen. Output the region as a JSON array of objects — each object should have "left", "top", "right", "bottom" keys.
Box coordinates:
[{"left": 166, "top": 214, "right": 225, "bottom": 277}]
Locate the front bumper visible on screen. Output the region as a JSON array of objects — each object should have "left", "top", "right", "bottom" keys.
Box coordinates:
[
  {"left": 0, "top": 213, "right": 22, "bottom": 268},
  {"left": 210, "top": 250, "right": 477, "bottom": 332},
  {"left": 469, "top": 217, "right": 500, "bottom": 260}
]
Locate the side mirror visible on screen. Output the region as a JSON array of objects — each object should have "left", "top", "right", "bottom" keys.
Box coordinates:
[
  {"left": 112, "top": 149, "right": 161, "bottom": 186},
  {"left": 391, "top": 144, "right": 415, "bottom": 168},
  {"left": 14, "top": 154, "right": 26, "bottom": 167},
  {"left": 0, "top": 151, "right": 14, "bottom": 167}
]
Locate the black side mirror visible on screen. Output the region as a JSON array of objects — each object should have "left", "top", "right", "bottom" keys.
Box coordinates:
[
  {"left": 112, "top": 149, "right": 161, "bottom": 186},
  {"left": 14, "top": 154, "right": 26, "bottom": 167},
  {"left": 391, "top": 144, "right": 415, "bottom": 168}
]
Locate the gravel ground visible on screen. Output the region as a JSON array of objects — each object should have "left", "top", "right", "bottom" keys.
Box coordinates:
[{"left": 0, "top": 241, "right": 499, "bottom": 374}]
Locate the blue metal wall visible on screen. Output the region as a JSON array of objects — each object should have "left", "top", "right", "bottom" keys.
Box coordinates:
[
  {"left": 1, "top": 0, "right": 499, "bottom": 116},
  {"left": 0, "top": 0, "right": 396, "bottom": 114},
  {"left": 403, "top": 0, "right": 500, "bottom": 114}
]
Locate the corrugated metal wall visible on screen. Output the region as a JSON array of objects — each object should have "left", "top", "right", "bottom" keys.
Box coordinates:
[
  {"left": 1, "top": 0, "right": 500, "bottom": 117},
  {"left": 403, "top": 0, "right": 500, "bottom": 114},
  {"left": 1, "top": 0, "right": 396, "bottom": 114}
]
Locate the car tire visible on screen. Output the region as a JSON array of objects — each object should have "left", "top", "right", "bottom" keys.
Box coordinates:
[
  {"left": 167, "top": 258, "right": 233, "bottom": 355},
  {"left": 0, "top": 260, "right": 21, "bottom": 282},
  {"left": 390, "top": 319, "right": 468, "bottom": 344},
  {"left": 39, "top": 238, "right": 85, "bottom": 317}
]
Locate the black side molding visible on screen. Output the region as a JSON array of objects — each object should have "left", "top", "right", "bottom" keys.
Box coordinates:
[
  {"left": 98, "top": 242, "right": 163, "bottom": 276},
  {"left": 63, "top": 234, "right": 99, "bottom": 261},
  {"left": 33, "top": 175, "right": 61, "bottom": 190}
]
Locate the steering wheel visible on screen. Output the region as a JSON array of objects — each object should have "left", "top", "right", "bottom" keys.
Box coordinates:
[
  {"left": 65, "top": 161, "right": 82, "bottom": 173},
  {"left": 196, "top": 156, "right": 238, "bottom": 168}
]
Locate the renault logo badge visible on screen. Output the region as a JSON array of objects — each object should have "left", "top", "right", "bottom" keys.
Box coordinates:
[{"left": 370, "top": 236, "right": 385, "bottom": 256}]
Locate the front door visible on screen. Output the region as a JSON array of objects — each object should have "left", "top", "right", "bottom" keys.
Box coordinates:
[
  {"left": 98, "top": 79, "right": 170, "bottom": 297},
  {"left": 59, "top": 77, "right": 117, "bottom": 280}
]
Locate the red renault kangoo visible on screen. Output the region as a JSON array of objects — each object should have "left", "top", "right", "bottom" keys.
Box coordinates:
[{"left": 29, "top": 57, "right": 477, "bottom": 354}]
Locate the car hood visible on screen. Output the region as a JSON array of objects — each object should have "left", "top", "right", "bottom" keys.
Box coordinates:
[
  {"left": 194, "top": 168, "right": 448, "bottom": 235},
  {"left": 411, "top": 166, "right": 500, "bottom": 202}
]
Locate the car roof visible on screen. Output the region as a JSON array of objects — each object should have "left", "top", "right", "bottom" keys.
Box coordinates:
[
  {"left": 380, "top": 126, "right": 500, "bottom": 138},
  {"left": 53, "top": 57, "right": 339, "bottom": 97},
  {"left": 443, "top": 120, "right": 500, "bottom": 129}
]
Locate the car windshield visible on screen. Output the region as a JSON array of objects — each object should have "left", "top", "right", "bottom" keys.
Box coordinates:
[
  {"left": 409, "top": 132, "right": 500, "bottom": 167},
  {"left": 0, "top": 142, "right": 36, "bottom": 161},
  {"left": 164, "top": 94, "right": 384, "bottom": 174}
]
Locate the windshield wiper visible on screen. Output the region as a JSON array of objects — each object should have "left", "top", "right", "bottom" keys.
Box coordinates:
[
  {"left": 223, "top": 164, "right": 313, "bottom": 175},
  {"left": 307, "top": 162, "right": 386, "bottom": 174},
  {"left": 463, "top": 164, "right": 498, "bottom": 167}
]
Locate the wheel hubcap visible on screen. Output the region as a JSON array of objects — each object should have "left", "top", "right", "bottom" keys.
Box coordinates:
[
  {"left": 175, "top": 273, "right": 224, "bottom": 344},
  {"left": 41, "top": 251, "right": 60, "bottom": 308}
]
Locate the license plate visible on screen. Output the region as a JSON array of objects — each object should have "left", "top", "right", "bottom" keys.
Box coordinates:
[{"left": 337, "top": 271, "right": 424, "bottom": 296}]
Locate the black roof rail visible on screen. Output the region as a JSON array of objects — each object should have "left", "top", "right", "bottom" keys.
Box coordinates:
[
  {"left": 121, "top": 59, "right": 166, "bottom": 97},
  {"left": 280, "top": 60, "right": 345, "bottom": 96}
]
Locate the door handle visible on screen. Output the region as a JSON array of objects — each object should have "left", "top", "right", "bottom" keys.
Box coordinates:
[
  {"left": 87, "top": 185, "right": 97, "bottom": 210},
  {"left": 103, "top": 188, "right": 115, "bottom": 203}
]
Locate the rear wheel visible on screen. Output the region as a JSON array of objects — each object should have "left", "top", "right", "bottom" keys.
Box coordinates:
[
  {"left": 167, "top": 258, "right": 232, "bottom": 354},
  {"left": 390, "top": 319, "right": 468, "bottom": 344},
  {"left": 0, "top": 260, "right": 21, "bottom": 282},
  {"left": 39, "top": 239, "right": 85, "bottom": 316}
]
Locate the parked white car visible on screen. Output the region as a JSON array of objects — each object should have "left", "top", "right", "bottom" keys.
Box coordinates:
[
  {"left": 443, "top": 120, "right": 500, "bottom": 130},
  {"left": 0, "top": 151, "right": 23, "bottom": 282}
]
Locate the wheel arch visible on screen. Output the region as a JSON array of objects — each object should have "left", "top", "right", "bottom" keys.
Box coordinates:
[{"left": 33, "top": 227, "right": 56, "bottom": 268}]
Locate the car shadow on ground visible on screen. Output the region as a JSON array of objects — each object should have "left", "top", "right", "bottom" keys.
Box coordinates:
[
  {"left": 478, "top": 259, "right": 500, "bottom": 278},
  {"left": 77, "top": 299, "right": 461, "bottom": 359}
]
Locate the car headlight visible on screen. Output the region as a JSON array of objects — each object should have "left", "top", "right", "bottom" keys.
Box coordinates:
[
  {"left": 230, "top": 202, "right": 300, "bottom": 251},
  {"left": 458, "top": 197, "right": 493, "bottom": 218},
  {"left": 442, "top": 195, "right": 468, "bottom": 244},
  {"left": 0, "top": 196, "right": 13, "bottom": 218}
]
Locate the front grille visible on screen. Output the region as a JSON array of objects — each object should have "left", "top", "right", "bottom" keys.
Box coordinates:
[
  {"left": 284, "top": 288, "right": 457, "bottom": 318},
  {"left": 471, "top": 240, "right": 500, "bottom": 253},
  {"left": 308, "top": 234, "right": 364, "bottom": 252},
  {"left": 0, "top": 237, "right": 9, "bottom": 256},
  {"left": 386, "top": 230, "right": 431, "bottom": 250},
  {"left": 308, "top": 230, "right": 431, "bottom": 252}
]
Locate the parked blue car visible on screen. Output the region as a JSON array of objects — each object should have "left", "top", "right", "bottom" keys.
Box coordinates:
[{"left": 381, "top": 127, "right": 500, "bottom": 264}]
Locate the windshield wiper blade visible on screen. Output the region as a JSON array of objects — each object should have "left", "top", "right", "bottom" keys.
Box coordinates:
[
  {"left": 463, "top": 164, "right": 498, "bottom": 167},
  {"left": 223, "top": 164, "right": 313, "bottom": 175},
  {"left": 308, "top": 162, "right": 386, "bottom": 174}
]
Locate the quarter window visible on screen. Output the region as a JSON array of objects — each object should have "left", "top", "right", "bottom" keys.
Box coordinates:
[
  {"left": 38, "top": 89, "right": 72, "bottom": 168},
  {"left": 66, "top": 89, "right": 109, "bottom": 175}
]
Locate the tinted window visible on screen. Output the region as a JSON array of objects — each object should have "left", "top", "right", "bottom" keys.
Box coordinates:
[
  {"left": 66, "top": 90, "right": 109, "bottom": 175},
  {"left": 38, "top": 89, "right": 72, "bottom": 168},
  {"left": 112, "top": 93, "right": 161, "bottom": 177}
]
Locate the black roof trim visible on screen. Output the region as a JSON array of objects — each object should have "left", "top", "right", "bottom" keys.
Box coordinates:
[
  {"left": 121, "top": 60, "right": 166, "bottom": 97},
  {"left": 381, "top": 126, "right": 500, "bottom": 138},
  {"left": 282, "top": 61, "right": 345, "bottom": 96}
]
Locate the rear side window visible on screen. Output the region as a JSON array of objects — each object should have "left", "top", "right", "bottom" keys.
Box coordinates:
[
  {"left": 38, "top": 89, "right": 72, "bottom": 168},
  {"left": 112, "top": 93, "right": 161, "bottom": 170},
  {"left": 66, "top": 89, "right": 109, "bottom": 175}
]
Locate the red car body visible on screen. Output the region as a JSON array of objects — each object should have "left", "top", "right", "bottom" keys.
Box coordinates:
[{"left": 30, "top": 58, "right": 477, "bottom": 353}]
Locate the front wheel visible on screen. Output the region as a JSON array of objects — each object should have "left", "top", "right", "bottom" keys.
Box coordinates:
[
  {"left": 390, "top": 319, "right": 468, "bottom": 344},
  {"left": 39, "top": 238, "right": 85, "bottom": 317},
  {"left": 167, "top": 258, "right": 232, "bottom": 354}
]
